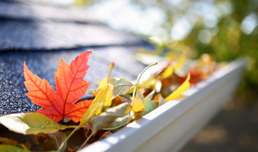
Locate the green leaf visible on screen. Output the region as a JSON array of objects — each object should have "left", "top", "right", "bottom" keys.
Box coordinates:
[
  {"left": 143, "top": 98, "right": 159, "bottom": 116},
  {"left": 139, "top": 90, "right": 159, "bottom": 116},
  {"left": 0, "top": 113, "right": 63, "bottom": 135},
  {"left": 110, "top": 77, "right": 133, "bottom": 96},
  {"left": 0, "top": 145, "right": 30, "bottom": 152}
]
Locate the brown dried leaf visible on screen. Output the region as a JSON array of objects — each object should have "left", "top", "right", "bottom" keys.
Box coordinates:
[{"left": 111, "top": 95, "right": 123, "bottom": 107}]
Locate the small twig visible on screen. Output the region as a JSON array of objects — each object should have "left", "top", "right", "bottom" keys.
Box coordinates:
[
  {"left": 78, "top": 133, "right": 93, "bottom": 150},
  {"left": 107, "top": 62, "right": 115, "bottom": 84},
  {"left": 128, "top": 62, "right": 158, "bottom": 122},
  {"left": 131, "top": 62, "right": 158, "bottom": 106},
  {"left": 57, "top": 125, "right": 81, "bottom": 152}
]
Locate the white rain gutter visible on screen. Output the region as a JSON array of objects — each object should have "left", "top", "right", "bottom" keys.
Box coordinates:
[{"left": 80, "top": 59, "right": 246, "bottom": 152}]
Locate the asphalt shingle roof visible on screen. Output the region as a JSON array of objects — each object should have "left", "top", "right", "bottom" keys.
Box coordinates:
[{"left": 0, "top": 0, "right": 152, "bottom": 116}]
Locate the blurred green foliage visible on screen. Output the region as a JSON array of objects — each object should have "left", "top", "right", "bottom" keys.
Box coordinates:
[
  {"left": 129, "top": 0, "right": 258, "bottom": 94},
  {"left": 76, "top": 0, "right": 258, "bottom": 94}
]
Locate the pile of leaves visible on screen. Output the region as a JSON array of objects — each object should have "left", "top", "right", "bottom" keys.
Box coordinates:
[{"left": 0, "top": 50, "right": 217, "bottom": 151}]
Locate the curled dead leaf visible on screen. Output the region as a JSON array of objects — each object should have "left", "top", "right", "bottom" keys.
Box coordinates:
[
  {"left": 110, "top": 77, "right": 134, "bottom": 96},
  {"left": 111, "top": 95, "right": 123, "bottom": 107},
  {"left": 89, "top": 102, "right": 132, "bottom": 135}
]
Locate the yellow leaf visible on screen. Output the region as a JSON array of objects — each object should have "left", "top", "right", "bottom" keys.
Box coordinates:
[
  {"left": 103, "top": 84, "right": 113, "bottom": 107},
  {"left": 80, "top": 84, "right": 113, "bottom": 125},
  {"left": 153, "top": 94, "right": 162, "bottom": 104},
  {"left": 165, "top": 74, "right": 190, "bottom": 102},
  {"left": 98, "top": 77, "right": 107, "bottom": 89},
  {"left": 132, "top": 91, "right": 145, "bottom": 120},
  {"left": 138, "top": 74, "right": 157, "bottom": 90},
  {"left": 161, "top": 51, "right": 186, "bottom": 79},
  {"left": 161, "top": 65, "right": 174, "bottom": 79},
  {"left": 174, "top": 51, "right": 186, "bottom": 70}
]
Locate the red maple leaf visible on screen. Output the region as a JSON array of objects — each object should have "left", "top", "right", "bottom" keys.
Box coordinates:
[{"left": 24, "top": 51, "right": 93, "bottom": 123}]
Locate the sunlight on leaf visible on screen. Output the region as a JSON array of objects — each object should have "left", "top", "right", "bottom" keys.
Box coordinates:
[
  {"left": 0, "top": 113, "right": 63, "bottom": 135},
  {"left": 149, "top": 36, "right": 163, "bottom": 46},
  {"left": 137, "top": 74, "right": 157, "bottom": 90},
  {"left": 110, "top": 77, "right": 134, "bottom": 96},
  {"left": 103, "top": 84, "right": 114, "bottom": 108},
  {"left": 165, "top": 74, "right": 190, "bottom": 102},
  {"left": 98, "top": 77, "right": 107, "bottom": 89},
  {"left": 24, "top": 51, "right": 92, "bottom": 123}
]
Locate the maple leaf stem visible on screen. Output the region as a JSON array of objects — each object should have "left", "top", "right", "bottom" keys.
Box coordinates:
[
  {"left": 107, "top": 62, "right": 115, "bottom": 84},
  {"left": 102, "top": 62, "right": 115, "bottom": 111},
  {"left": 62, "top": 63, "right": 82, "bottom": 121},
  {"left": 129, "top": 62, "right": 158, "bottom": 122},
  {"left": 131, "top": 62, "right": 158, "bottom": 106}
]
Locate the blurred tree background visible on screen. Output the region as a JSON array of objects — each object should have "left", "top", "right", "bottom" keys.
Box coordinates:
[{"left": 74, "top": 0, "right": 258, "bottom": 97}]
